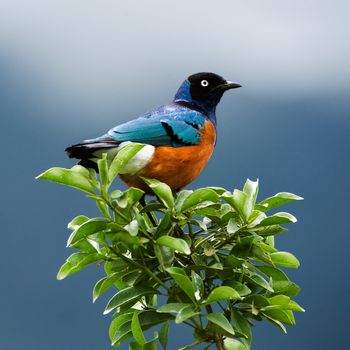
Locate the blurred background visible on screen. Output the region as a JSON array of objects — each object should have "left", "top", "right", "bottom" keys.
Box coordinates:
[{"left": 1, "top": 1, "right": 349, "bottom": 349}]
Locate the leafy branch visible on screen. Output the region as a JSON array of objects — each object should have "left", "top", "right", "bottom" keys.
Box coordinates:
[{"left": 37, "top": 143, "right": 304, "bottom": 349}]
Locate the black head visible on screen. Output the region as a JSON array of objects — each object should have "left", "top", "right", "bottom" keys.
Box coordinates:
[
  {"left": 174, "top": 72, "right": 241, "bottom": 113},
  {"left": 188, "top": 72, "right": 241, "bottom": 101}
]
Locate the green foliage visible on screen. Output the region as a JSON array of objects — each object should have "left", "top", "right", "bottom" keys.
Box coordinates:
[{"left": 36, "top": 143, "right": 304, "bottom": 349}]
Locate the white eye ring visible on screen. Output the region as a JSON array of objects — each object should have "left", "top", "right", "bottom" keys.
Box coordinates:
[{"left": 201, "top": 80, "right": 209, "bottom": 87}]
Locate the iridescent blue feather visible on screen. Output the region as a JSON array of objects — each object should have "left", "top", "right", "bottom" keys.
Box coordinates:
[{"left": 107, "top": 103, "right": 205, "bottom": 146}]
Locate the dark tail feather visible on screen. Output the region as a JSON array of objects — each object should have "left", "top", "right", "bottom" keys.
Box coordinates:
[
  {"left": 65, "top": 136, "right": 120, "bottom": 171},
  {"left": 65, "top": 141, "right": 119, "bottom": 159},
  {"left": 77, "top": 159, "right": 99, "bottom": 171}
]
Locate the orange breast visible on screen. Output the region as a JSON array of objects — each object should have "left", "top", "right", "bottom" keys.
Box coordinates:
[{"left": 120, "top": 120, "right": 216, "bottom": 193}]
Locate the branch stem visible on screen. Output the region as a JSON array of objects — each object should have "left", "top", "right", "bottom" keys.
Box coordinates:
[{"left": 205, "top": 304, "right": 225, "bottom": 350}]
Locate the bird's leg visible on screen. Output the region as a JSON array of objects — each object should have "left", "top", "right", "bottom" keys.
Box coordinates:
[
  {"left": 140, "top": 195, "right": 146, "bottom": 207},
  {"left": 140, "top": 195, "right": 157, "bottom": 227}
]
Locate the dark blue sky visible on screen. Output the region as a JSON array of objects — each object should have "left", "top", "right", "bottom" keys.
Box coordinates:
[{"left": 1, "top": 1, "right": 349, "bottom": 349}]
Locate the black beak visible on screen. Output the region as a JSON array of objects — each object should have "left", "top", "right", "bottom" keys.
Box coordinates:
[
  {"left": 214, "top": 81, "right": 242, "bottom": 92},
  {"left": 221, "top": 81, "right": 242, "bottom": 90}
]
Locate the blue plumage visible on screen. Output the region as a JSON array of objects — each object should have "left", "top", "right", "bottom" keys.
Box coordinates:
[{"left": 108, "top": 103, "right": 205, "bottom": 146}]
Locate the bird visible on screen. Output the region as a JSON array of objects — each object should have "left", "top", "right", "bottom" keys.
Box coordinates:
[{"left": 66, "top": 72, "right": 241, "bottom": 193}]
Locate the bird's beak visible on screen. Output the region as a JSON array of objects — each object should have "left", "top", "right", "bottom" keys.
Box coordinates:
[
  {"left": 221, "top": 81, "right": 242, "bottom": 90},
  {"left": 214, "top": 81, "right": 242, "bottom": 92}
]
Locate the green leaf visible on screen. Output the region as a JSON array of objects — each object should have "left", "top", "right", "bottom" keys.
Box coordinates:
[
  {"left": 110, "top": 270, "right": 140, "bottom": 290},
  {"left": 154, "top": 245, "right": 174, "bottom": 269},
  {"left": 267, "top": 295, "right": 290, "bottom": 306},
  {"left": 108, "top": 143, "right": 146, "bottom": 183},
  {"left": 263, "top": 313, "right": 287, "bottom": 333},
  {"left": 243, "top": 294, "right": 270, "bottom": 309},
  {"left": 259, "top": 192, "right": 303, "bottom": 211},
  {"left": 132, "top": 311, "right": 146, "bottom": 345},
  {"left": 109, "top": 233, "right": 143, "bottom": 247},
  {"left": 98, "top": 153, "right": 109, "bottom": 192},
  {"left": 205, "top": 286, "right": 241, "bottom": 304},
  {"left": 125, "top": 220, "right": 139, "bottom": 236},
  {"left": 232, "top": 190, "right": 248, "bottom": 218},
  {"left": 270, "top": 252, "right": 300, "bottom": 268},
  {"left": 257, "top": 266, "right": 300, "bottom": 296},
  {"left": 262, "top": 309, "right": 295, "bottom": 325},
  {"left": 251, "top": 244, "right": 273, "bottom": 265},
  {"left": 257, "top": 266, "right": 289, "bottom": 281},
  {"left": 57, "top": 252, "right": 102, "bottom": 280},
  {"left": 191, "top": 271, "right": 204, "bottom": 301},
  {"left": 155, "top": 212, "right": 172, "bottom": 237},
  {"left": 129, "top": 342, "right": 142, "bottom": 350},
  {"left": 140, "top": 311, "right": 173, "bottom": 327},
  {"left": 257, "top": 212, "right": 297, "bottom": 226},
  {"left": 129, "top": 332, "right": 159, "bottom": 350},
  {"left": 175, "top": 305, "right": 200, "bottom": 323},
  {"left": 222, "top": 190, "right": 251, "bottom": 222},
  {"left": 118, "top": 187, "right": 145, "bottom": 208},
  {"left": 109, "top": 312, "right": 133, "bottom": 342},
  {"left": 159, "top": 320, "right": 170, "bottom": 350},
  {"left": 243, "top": 178, "right": 259, "bottom": 208},
  {"left": 157, "top": 303, "right": 190, "bottom": 314},
  {"left": 179, "top": 188, "right": 218, "bottom": 212},
  {"left": 156, "top": 236, "right": 191, "bottom": 255},
  {"left": 95, "top": 198, "right": 112, "bottom": 218},
  {"left": 140, "top": 202, "right": 166, "bottom": 213},
  {"left": 206, "top": 313, "right": 235, "bottom": 336},
  {"left": 281, "top": 281, "right": 300, "bottom": 296},
  {"left": 111, "top": 311, "right": 172, "bottom": 347},
  {"left": 104, "top": 286, "right": 156, "bottom": 314},
  {"left": 247, "top": 209, "right": 266, "bottom": 225},
  {"left": 252, "top": 224, "right": 287, "bottom": 236},
  {"left": 207, "top": 186, "right": 227, "bottom": 194},
  {"left": 70, "top": 164, "right": 93, "bottom": 177},
  {"left": 224, "top": 338, "right": 247, "bottom": 350},
  {"left": 266, "top": 236, "right": 275, "bottom": 248},
  {"left": 230, "top": 309, "right": 252, "bottom": 344},
  {"left": 175, "top": 190, "right": 192, "bottom": 212},
  {"left": 36, "top": 166, "right": 95, "bottom": 194},
  {"left": 67, "top": 217, "right": 109, "bottom": 246},
  {"left": 166, "top": 267, "right": 196, "bottom": 303},
  {"left": 108, "top": 222, "right": 128, "bottom": 233},
  {"left": 224, "top": 281, "right": 251, "bottom": 297},
  {"left": 93, "top": 272, "right": 119, "bottom": 302},
  {"left": 105, "top": 258, "right": 130, "bottom": 275},
  {"left": 87, "top": 167, "right": 99, "bottom": 188},
  {"left": 142, "top": 178, "right": 174, "bottom": 209},
  {"left": 227, "top": 218, "right": 240, "bottom": 234},
  {"left": 224, "top": 255, "right": 244, "bottom": 268},
  {"left": 263, "top": 296, "right": 304, "bottom": 312},
  {"left": 287, "top": 300, "right": 305, "bottom": 312},
  {"left": 67, "top": 215, "right": 89, "bottom": 231},
  {"left": 110, "top": 190, "right": 124, "bottom": 201},
  {"left": 246, "top": 274, "right": 274, "bottom": 292}
]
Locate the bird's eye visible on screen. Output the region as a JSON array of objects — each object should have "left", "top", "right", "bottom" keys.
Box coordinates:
[{"left": 201, "top": 80, "right": 209, "bottom": 87}]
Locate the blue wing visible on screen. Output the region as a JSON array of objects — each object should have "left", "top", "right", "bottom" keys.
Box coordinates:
[
  {"left": 107, "top": 103, "right": 206, "bottom": 146},
  {"left": 65, "top": 103, "right": 208, "bottom": 166}
]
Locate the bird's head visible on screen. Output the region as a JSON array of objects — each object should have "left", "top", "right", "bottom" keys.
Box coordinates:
[{"left": 174, "top": 72, "right": 241, "bottom": 114}]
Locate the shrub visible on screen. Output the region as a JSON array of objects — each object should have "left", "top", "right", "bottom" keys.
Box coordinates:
[{"left": 37, "top": 143, "right": 304, "bottom": 349}]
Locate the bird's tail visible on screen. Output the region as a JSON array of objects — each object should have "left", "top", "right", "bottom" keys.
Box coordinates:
[{"left": 65, "top": 135, "right": 119, "bottom": 171}]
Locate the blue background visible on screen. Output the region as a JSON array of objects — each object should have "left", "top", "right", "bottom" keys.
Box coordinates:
[{"left": 1, "top": 1, "right": 349, "bottom": 349}]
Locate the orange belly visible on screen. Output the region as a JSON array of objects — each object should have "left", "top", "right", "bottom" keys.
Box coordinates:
[{"left": 120, "top": 120, "right": 216, "bottom": 193}]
